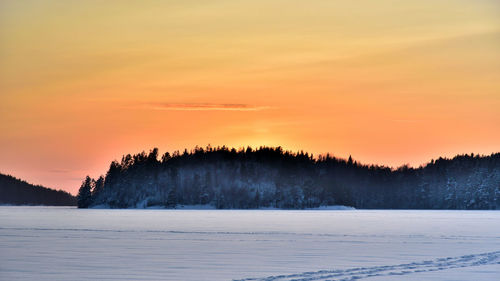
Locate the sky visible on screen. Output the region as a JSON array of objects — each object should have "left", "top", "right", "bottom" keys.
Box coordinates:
[{"left": 1, "top": 0, "right": 499, "bottom": 194}]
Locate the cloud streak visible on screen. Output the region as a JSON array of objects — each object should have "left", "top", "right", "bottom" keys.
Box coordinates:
[
  {"left": 48, "top": 169, "right": 72, "bottom": 174},
  {"left": 148, "top": 103, "right": 271, "bottom": 112}
]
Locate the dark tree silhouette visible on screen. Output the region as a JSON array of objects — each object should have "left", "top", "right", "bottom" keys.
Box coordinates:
[
  {"left": 76, "top": 146, "right": 500, "bottom": 210},
  {"left": 77, "top": 176, "right": 94, "bottom": 208},
  {"left": 0, "top": 173, "right": 76, "bottom": 206}
]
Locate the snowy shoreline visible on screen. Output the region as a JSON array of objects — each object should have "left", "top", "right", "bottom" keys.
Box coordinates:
[{"left": 89, "top": 204, "right": 356, "bottom": 210}]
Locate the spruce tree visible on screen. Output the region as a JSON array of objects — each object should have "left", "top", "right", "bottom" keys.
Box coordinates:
[
  {"left": 77, "top": 176, "right": 94, "bottom": 208},
  {"left": 166, "top": 188, "right": 177, "bottom": 208}
]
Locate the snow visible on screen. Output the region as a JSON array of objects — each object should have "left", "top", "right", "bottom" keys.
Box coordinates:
[
  {"left": 175, "top": 204, "right": 217, "bottom": 210},
  {"left": 90, "top": 204, "right": 352, "bottom": 210},
  {"left": 0, "top": 207, "right": 499, "bottom": 281},
  {"left": 306, "top": 205, "right": 355, "bottom": 210}
]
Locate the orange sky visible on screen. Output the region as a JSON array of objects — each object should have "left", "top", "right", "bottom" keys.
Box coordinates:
[{"left": 1, "top": 0, "right": 499, "bottom": 194}]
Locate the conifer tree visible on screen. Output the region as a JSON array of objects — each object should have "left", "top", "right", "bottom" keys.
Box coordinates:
[{"left": 77, "top": 176, "right": 94, "bottom": 208}]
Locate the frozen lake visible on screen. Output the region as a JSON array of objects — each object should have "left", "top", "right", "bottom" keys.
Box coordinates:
[{"left": 0, "top": 207, "right": 499, "bottom": 281}]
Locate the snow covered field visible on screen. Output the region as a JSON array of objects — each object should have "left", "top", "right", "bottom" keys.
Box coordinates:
[{"left": 0, "top": 207, "right": 499, "bottom": 280}]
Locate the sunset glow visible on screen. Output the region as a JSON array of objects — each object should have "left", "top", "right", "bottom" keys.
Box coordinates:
[{"left": 1, "top": 0, "right": 499, "bottom": 194}]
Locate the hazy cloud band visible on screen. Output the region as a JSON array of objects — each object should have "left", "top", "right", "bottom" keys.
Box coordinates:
[{"left": 149, "top": 103, "right": 271, "bottom": 111}]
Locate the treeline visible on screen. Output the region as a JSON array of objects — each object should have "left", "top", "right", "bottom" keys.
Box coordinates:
[
  {"left": 0, "top": 173, "right": 76, "bottom": 206},
  {"left": 78, "top": 146, "right": 500, "bottom": 209}
]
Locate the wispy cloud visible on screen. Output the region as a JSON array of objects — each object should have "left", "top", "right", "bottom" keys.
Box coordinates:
[
  {"left": 48, "top": 169, "right": 72, "bottom": 174},
  {"left": 391, "top": 119, "right": 422, "bottom": 123},
  {"left": 147, "top": 103, "right": 271, "bottom": 112}
]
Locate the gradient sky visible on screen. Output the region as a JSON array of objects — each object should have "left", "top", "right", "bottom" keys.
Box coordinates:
[{"left": 1, "top": 0, "right": 499, "bottom": 194}]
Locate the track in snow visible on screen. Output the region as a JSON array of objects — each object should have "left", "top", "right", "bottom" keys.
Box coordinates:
[{"left": 236, "top": 251, "right": 500, "bottom": 281}]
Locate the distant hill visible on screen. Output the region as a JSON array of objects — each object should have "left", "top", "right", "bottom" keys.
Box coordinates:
[
  {"left": 0, "top": 173, "right": 76, "bottom": 206},
  {"left": 77, "top": 146, "right": 500, "bottom": 210}
]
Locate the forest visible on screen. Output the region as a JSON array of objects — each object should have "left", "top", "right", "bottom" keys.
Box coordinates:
[
  {"left": 78, "top": 146, "right": 500, "bottom": 210},
  {"left": 0, "top": 173, "right": 76, "bottom": 206}
]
